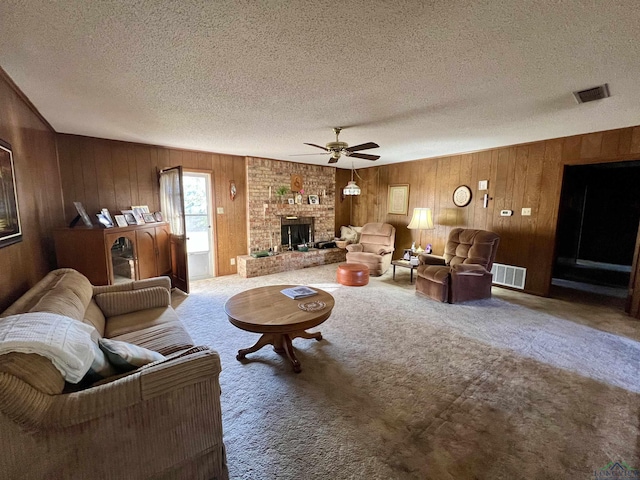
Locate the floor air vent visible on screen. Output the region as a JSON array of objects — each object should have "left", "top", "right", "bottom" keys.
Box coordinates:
[
  {"left": 491, "top": 263, "right": 526, "bottom": 289},
  {"left": 573, "top": 84, "right": 610, "bottom": 104}
]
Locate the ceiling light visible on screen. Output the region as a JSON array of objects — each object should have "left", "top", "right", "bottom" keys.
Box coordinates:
[{"left": 343, "top": 163, "right": 361, "bottom": 196}]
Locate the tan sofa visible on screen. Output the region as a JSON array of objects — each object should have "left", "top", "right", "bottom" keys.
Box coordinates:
[{"left": 0, "top": 268, "right": 227, "bottom": 480}]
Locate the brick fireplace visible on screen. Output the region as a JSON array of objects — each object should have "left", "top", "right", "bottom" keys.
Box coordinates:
[{"left": 246, "top": 157, "right": 337, "bottom": 252}]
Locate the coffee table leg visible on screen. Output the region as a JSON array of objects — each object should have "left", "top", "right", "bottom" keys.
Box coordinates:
[
  {"left": 237, "top": 333, "right": 276, "bottom": 360},
  {"left": 291, "top": 330, "right": 323, "bottom": 341},
  {"left": 282, "top": 334, "right": 301, "bottom": 373}
]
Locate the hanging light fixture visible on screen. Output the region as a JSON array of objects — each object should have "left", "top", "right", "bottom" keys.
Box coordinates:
[{"left": 343, "top": 162, "right": 361, "bottom": 196}]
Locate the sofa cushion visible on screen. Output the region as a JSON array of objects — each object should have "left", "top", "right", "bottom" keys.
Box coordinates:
[
  {"left": 98, "top": 338, "right": 165, "bottom": 372},
  {"left": 110, "top": 322, "right": 195, "bottom": 356},
  {"left": 94, "top": 287, "right": 171, "bottom": 318},
  {"left": 83, "top": 299, "right": 106, "bottom": 336},
  {"left": 0, "top": 352, "right": 65, "bottom": 394},
  {"left": 105, "top": 306, "right": 180, "bottom": 338},
  {"left": 0, "top": 269, "right": 93, "bottom": 321}
]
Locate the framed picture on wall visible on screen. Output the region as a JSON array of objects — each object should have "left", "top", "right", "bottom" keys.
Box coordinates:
[
  {"left": 308, "top": 195, "right": 319, "bottom": 205},
  {"left": 0, "top": 140, "right": 22, "bottom": 248},
  {"left": 388, "top": 184, "right": 409, "bottom": 215}
]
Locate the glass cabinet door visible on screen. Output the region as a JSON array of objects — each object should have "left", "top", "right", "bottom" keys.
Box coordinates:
[{"left": 109, "top": 236, "right": 136, "bottom": 283}]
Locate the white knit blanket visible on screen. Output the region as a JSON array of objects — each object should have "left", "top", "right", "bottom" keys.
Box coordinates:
[{"left": 0, "top": 312, "right": 97, "bottom": 383}]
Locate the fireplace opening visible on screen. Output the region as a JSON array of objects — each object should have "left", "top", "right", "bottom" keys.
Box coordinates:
[{"left": 280, "top": 216, "right": 314, "bottom": 249}]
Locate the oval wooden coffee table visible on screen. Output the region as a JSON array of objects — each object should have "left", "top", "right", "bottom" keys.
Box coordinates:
[{"left": 224, "top": 285, "right": 335, "bottom": 373}]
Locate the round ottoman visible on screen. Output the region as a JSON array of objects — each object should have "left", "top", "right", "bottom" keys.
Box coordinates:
[{"left": 337, "top": 263, "right": 369, "bottom": 286}]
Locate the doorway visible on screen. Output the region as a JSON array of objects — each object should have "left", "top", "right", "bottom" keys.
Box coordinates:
[
  {"left": 553, "top": 160, "right": 640, "bottom": 302},
  {"left": 183, "top": 172, "right": 215, "bottom": 280}
]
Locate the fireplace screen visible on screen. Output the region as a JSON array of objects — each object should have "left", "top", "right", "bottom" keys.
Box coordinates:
[{"left": 280, "top": 216, "right": 314, "bottom": 249}]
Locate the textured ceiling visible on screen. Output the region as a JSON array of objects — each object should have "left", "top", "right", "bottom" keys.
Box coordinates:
[{"left": 1, "top": 1, "right": 639, "bottom": 169}]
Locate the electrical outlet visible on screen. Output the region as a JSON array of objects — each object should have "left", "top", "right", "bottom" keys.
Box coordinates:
[
  {"left": 230, "top": 258, "right": 236, "bottom": 265},
  {"left": 522, "top": 208, "right": 531, "bottom": 216},
  {"left": 500, "top": 210, "right": 513, "bottom": 216},
  {"left": 216, "top": 207, "right": 224, "bottom": 214},
  {"left": 478, "top": 180, "right": 488, "bottom": 191}
]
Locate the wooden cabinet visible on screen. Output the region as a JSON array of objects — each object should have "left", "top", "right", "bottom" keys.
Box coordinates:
[{"left": 53, "top": 223, "right": 171, "bottom": 285}]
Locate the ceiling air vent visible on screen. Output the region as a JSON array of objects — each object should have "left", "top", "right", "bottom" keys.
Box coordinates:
[{"left": 573, "top": 84, "right": 610, "bottom": 104}]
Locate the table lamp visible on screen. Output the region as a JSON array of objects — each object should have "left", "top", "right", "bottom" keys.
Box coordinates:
[{"left": 407, "top": 208, "right": 434, "bottom": 253}]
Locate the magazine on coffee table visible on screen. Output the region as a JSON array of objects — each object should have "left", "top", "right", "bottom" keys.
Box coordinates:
[{"left": 280, "top": 286, "right": 317, "bottom": 299}]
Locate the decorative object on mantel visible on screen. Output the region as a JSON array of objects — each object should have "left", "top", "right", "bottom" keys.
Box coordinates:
[
  {"left": 343, "top": 162, "right": 361, "bottom": 197},
  {"left": 407, "top": 207, "right": 434, "bottom": 253},
  {"left": 308, "top": 194, "right": 319, "bottom": 205},
  {"left": 295, "top": 189, "right": 304, "bottom": 204},
  {"left": 291, "top": 174, "right": 303, "bottom": 192},
  {"left": 275, "top": 185, "right": 289, "bottom": 202},
  {"left": 387, "top": 184, "right": 409, "bottom": 215},
  {"left": 453, "top": 185, "right": 472, "bottom": 207},
  {"left": 230, "top": 180, "right": 237, "bottom": 201},
  {"left": 288, "top": 198, "right": 295, "bottom": 205},
  {"left": 250, "top": 250, "right": 270, "bottom": 258}
]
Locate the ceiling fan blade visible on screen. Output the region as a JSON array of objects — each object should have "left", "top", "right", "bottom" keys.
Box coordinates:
[
  {"left": 345, "top": 142, "right": 379, "bottom": 153},
  {"left": 328, "top": 157, "right": 339, "bottom": 164},
  {"left": 304, "top": 143, "right": 329, "bottom": 151},
  {"left": 348, "top": 152, "right": 380, "bottom": 161}
]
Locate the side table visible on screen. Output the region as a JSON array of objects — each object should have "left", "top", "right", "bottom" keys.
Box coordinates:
[{"left": 392, "top": 259, "right": 419, "bottom": 283}]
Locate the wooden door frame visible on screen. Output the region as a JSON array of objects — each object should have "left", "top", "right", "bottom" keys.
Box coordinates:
[{"left": 183, "top": 168, "right": 217, "bottom": 278}]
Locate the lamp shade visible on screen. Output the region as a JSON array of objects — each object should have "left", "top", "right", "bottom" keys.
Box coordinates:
[
  {"left": 343, "top": 180, "right": 361, "bottom": 196},
  {"left": 407, "top": 208, "right": 434, "bottom": 230}
]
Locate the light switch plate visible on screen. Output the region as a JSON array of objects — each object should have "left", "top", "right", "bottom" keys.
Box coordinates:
[
  {"left": 478, "top": 180, "right": 488, "bottom": 191},
  {"left": 500, "top": 210, "right": 513, "bottom": 216},
  {"left": 217, "top": 207, "right": 224, "bottom": 214},
  {"left": 230, "top": 258, "right": 236, "bottom": 265},
  {"left": 522, "top": 208, "right": 531, "bottom": 216}
]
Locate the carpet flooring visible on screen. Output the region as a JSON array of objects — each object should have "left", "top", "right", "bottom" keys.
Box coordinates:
[{"left": 173, "top": 264, "right": 640, "bottom": 479}]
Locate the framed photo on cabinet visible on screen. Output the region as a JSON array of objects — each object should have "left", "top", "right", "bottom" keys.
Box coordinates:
[{"left": 114, "top": 215, "right": 128, "bottom": 227}]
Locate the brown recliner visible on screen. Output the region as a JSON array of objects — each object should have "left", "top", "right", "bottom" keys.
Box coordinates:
[
  {"left": 345, "top": 223, "right": 396, "bottom": 276},
  {"left": 416, "top": 228, "right": 500, "bottom": 303}
]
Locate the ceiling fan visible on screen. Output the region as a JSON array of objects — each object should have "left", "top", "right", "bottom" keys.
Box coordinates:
[{"left": 302, "top": 127, "right": 380, "bottom": 164}]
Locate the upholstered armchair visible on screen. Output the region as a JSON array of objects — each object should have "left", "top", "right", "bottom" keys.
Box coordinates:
[
  {"left": 345, "top": 223, "right": 396, "bottom": 276},
  {"left": 416, "top": 228, "right": 500, "bottom": 303}
]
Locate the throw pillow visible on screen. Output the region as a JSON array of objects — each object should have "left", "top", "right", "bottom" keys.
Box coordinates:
[
  {"left": 340, "top": 226, "right": 357, "bottom": 242},
  {"left": 94, "top": 287, "right": 171, "bottom": 317},
  {"left": 83, "top": 339, "right": 118, "bottom": 382},
  {"left": 349, "top": 226, "right": 363, "bottom": 242},
  {"left": 98, "top": 338, "right": 165, "bottom": 372}
]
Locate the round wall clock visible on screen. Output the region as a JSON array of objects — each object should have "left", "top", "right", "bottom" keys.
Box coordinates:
[{"left": 453, "top": 185, "right": 472, "bottom": 207}]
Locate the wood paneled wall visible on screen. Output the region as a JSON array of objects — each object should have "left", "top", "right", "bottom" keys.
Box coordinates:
[
  {"left": 334, "top": 168, "right": 352, "bottom": 234},
  {"left": 56, "top": 134, "right": 246, "bottom": 276},
  {"left": 0, "top": 70, "right": 64, "bottom": 311},
  {"left": 351, "top": 126, "right": 640, "bottom": 296}
]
